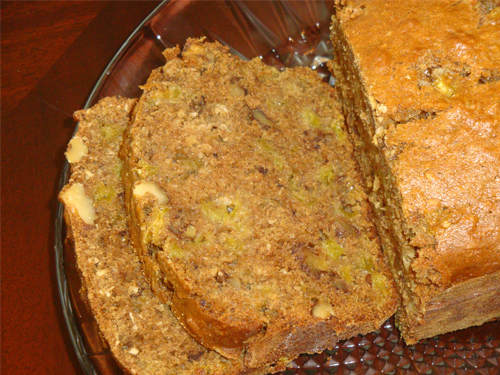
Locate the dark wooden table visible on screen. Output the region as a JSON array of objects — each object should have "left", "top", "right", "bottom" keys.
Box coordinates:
[{"left": 1, "top": 2, "right": 162, "bottom": 373}]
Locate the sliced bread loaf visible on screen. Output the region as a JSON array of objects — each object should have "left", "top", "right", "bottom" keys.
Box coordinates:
[{"left": 329, "top": 0, "right": 500, "bottom": 344}]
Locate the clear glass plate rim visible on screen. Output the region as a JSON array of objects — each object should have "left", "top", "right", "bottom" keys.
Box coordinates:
[{"left": 54, "top": 1, "right": 170, "bottom": 373}]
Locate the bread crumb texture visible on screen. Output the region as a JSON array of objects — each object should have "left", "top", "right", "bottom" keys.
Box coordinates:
[
  {"left": 123, "top": 39, "right": 398, "bottom": 364},
  {"left": 60, "top": 97, "right": 267, "bottom": 375}
]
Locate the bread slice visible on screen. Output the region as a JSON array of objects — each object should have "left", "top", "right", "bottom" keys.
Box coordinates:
[
  {"left": 329, "top": 0, "right": 500, "bottom": 344},
  {"left": 122, "top": 39, "right": 398, "bottom": 367},
  {"left": 59, "top": 97, "right": 273, "bottom": 375}
]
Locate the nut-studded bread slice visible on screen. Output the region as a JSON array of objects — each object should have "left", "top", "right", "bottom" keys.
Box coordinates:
[
  {"left": 122, "top": 40, "right": 398, "bottom": 368},
  {"left": 59, "top": 97, "right": 273, "bottom": 375}
]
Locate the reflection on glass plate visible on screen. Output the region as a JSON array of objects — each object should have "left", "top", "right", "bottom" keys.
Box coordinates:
[{"left": 55, "top": 1, "right": 500, "bottom": 374}]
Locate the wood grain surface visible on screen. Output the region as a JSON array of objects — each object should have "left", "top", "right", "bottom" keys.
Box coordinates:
[{"left": 1, "top": 2, "right": 162, "bottom": 374}]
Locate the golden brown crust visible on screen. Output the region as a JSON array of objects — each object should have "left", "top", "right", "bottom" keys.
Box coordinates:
[
  {"left": 386, "top": 95, "right": 500, "bottom": 287},
  {"left": 331, "top": 0, "right": 500, "bottom": 344},
  {"left": 335, "top": 0, "right": 500, "bottom": 123},
  {"left": 403, "top": 270, "right": 500, "bottom": 342},
  {"left": 122, "top": 39, "right": 398, "bottom": 366}
]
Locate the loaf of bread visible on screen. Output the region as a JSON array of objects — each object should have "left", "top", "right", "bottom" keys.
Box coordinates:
[
  {"left": 121, "top": 39, "right": 398, "bottom": 368},
  {"left": 59, "top": 97, "right": 275, "bottom": 375},
  {"left": 330, "top": 0, "right": 500, "bottom": 344}
]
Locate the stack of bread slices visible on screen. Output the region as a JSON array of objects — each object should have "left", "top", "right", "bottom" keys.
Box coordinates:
[{"left": 60, "top": 39, "right": 398, "bottom": 374}]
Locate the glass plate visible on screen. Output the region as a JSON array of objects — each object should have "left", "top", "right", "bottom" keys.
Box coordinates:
[{"left": 55, "top": 1, "right": 500, "bottom": 374}]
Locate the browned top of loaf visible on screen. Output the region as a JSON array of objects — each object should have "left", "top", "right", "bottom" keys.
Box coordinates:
[
  {"left": 334, "top": 0, "right": 500, "bottom": 288},
  {"left": 124, "top": 39, "right": 397, "bottom": 362},
  {"left": 59, "top": 97, "right": 266, "bottom": 375}
]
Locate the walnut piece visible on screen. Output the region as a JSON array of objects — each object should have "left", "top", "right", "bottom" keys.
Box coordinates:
[
  {"left": 65, "top": 136, "right": 88, "bottom": 163},
  {"left": 60, "top": 183, "right": 97, "bottom": 225},
  {"left": 133, "top": 182, "right": 168, "bottom": 204}
]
